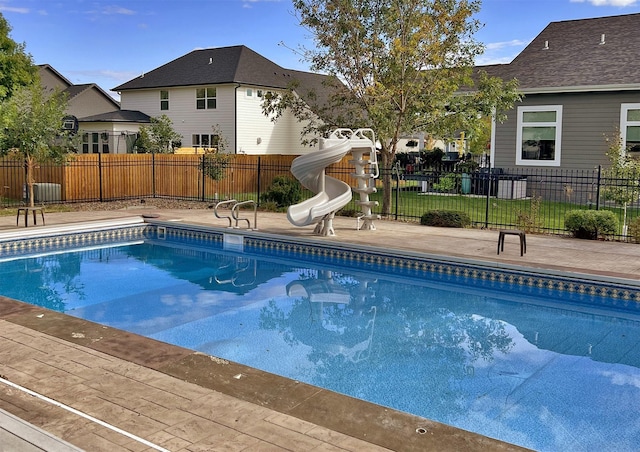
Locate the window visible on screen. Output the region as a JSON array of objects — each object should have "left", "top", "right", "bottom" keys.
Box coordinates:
[
  {"left": 516, "top": 105, "right": 563, "bottom": 166},
  {"left": 257, "top": 89, "right": 263, "bottom": 98},
  {"left": 196, "top": 87, "right": 216, "bottom": 109},
  {"left": 246, "top": 88, "right": 253, "bottom": 97},
  {"left": 82, "top": 133, "right": 89, "bottom": 154},
  {"left": 621, "top": 103, "right": 640, "bottom": 158},
  {"left": 92, "top": 133, "right": 99, "bottom": 153},
  {"left": 160, "top": 90, "right": 169, "bottom": 111},
  {"left": 192, "top": 134, "right": 221, "bottom": 150}
]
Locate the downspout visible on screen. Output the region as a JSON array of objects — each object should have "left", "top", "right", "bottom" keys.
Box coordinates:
[{"left": 234, "top": 84, "right": 240, "bottom": 154}]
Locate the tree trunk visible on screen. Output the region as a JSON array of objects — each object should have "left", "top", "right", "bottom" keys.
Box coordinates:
[
  {"left": 380, "top": 150, "right": 393, "bottom": 216},
  {"left": 26, "top": 156, "right": 35, "bottom": 207}
]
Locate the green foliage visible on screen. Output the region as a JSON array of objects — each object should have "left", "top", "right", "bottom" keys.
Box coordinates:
[
  {"left": 0, "top": 84, "right": 75, "bottom": 206},
  {"left": 0, "top": 13, "right": 38, "bottom": 101},
  {"left": 564, "top": 210, "right": 618, "bottom": 239},
  {"left": 628, "top": 217, "right": 640, "bottom": 244},
  {"left": 260, "top": 176, "right": 303, "bottom": 208},
  {"left": 202, "top": 124, "right": 231, "bottom": 181},
  {"left": 420, "top": 210, "right": 471, "bottom": 228},
  {"left": 136, "top": 115, "right": 182, "bottom": 153},
  {"left": 432, "top": 173, "right": 458, "bottom": 192},
  {"left": 264, "top": 0, "right": 522, "bottom": 215},
  {"left": 601, "top": 130, "right": 640, "bottom": 206},
  {"left": 515, "top": 195, "right": 543, "bottom": 233}
]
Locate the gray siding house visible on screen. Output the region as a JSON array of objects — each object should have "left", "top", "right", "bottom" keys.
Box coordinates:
[{"left": 484, "top": 13, "right": 640, "bottom": 170}]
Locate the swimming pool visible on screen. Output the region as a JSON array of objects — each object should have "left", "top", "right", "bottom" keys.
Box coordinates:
[{"left": 2, "top": 221, "right": 640, "bottom": 451}]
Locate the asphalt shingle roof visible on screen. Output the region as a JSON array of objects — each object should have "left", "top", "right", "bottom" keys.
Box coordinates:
[
  {"left": 113, "top": 45, "right": 307, "bottom": 91},
  {"left": 479, "top": 12, "right": 640, "bottom": 93},
  {"left": 78, "top": 110, "right": 151, "bottom": 122}
]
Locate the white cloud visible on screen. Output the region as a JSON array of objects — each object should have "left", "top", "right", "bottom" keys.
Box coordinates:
[
  {"left": 84, "top": 5, "right": 136, "bottom": 16},
  {"left": 0, "top": 5, "right": 29, "bottom": 13},
  {"left": 570, "top": 0, "right": 638, "bottom": 6},
  {"left": 100, "top": 6, "right": 136, "bottom": 15},
  {"left": 485, "top": 39, "right": 528, "bottom": 51}
]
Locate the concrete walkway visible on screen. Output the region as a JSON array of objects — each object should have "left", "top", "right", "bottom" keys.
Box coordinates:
[{"left": 1, "top": 205, "right": 639, "bottom": 451}]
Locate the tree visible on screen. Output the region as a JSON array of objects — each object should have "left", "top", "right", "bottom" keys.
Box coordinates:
[
  {"left": 136, "top": 114, "right": 182, "bottom": 153},
  {"left": 263, "top": 0, "right": 520, "bottom": 215},
  {"left": 202, "top": 124, "right": 231, "bottom": 181},
  {"left": 0, "top": 12, "right": 38, "bottom": 101},
  {"left": 0, "top": 84, "right": 76, "bottom": 206},
  {"left": 601, "top": 130, "right": 640, "bottom": 236}
]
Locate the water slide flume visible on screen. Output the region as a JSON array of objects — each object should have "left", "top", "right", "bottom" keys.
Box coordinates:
[{"left": 287, "top": 128, "right": 378, "bottom": 236}]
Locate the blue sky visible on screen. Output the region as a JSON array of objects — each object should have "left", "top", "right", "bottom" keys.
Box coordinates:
[{"left": 1, "top": 0, "right": 639, "bottom": 98}]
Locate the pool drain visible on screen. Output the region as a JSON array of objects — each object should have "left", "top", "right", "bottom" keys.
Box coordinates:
[{"left": 416, "top": 427, "right": 428, "bottom": 435}]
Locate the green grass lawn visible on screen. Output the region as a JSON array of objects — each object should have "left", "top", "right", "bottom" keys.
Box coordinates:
[{"left": 361, "top": 189, "right": 638, "bottom": 235}]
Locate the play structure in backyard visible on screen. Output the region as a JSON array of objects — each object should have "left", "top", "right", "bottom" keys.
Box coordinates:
[{"left": 287, "top": 128, "right": 379, "bottom": 236}]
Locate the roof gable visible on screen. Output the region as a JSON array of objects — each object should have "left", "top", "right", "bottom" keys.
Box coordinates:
[
  {"left": 64, "top": 83, "right": 120, "bottom": 109},
  {"left": 486, "top": 13, "right": 640, "bottom": 92}
]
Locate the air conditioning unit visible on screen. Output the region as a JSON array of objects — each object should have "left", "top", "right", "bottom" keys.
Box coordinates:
[{"left": 23, "top": 183, "right": 62, "bottom": 203}]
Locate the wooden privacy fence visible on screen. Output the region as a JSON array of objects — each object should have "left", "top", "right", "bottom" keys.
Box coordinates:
[{"left": 0, "top": 153, "right": 357, "bottom": 205}]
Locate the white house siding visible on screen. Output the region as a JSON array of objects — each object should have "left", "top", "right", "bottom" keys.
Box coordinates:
[
  {"left": 120, "top": 84, "right": 317, "bottom": 155},
  {"left": 493, "top": 91, "right": 640, "bottom": 170},
  {"left": 77, "top": 122, "right": 141, "bottom": 154},
  {"left": 235, "top": 86, "right": 314, "bottom": 155},
  {"left": 120, "top": 85, "right": 237, "bottom": 152}
]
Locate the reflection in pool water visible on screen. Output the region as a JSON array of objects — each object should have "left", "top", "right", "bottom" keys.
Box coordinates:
[{"left": 1, "top": 240, "right": 640, "bottom": 451}]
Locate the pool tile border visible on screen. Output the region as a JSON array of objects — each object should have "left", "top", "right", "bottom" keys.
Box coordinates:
[
  {"left": 3, "top": 222, "right": 640, "bottom": 308},
  {"left": 153, "top": 223, "right": 640, "bottom": 305}
]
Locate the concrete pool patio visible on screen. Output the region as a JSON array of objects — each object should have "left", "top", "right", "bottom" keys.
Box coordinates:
[{"left": 1, "top": 206, "right": 640, "bottom": 451}]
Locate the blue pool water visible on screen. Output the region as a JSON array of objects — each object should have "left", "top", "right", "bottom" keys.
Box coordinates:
[{"left": 2, "top": 233, "right": 640, "bottom": 451}]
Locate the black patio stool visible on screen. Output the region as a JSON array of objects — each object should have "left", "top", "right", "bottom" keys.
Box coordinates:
[{"left": 497, "top": 229, "right": 526, "bottom": 256}]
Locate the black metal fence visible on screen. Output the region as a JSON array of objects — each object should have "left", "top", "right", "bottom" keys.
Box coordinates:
[{"left": 2, "top": 156, "right": 639, "bottom": 240}]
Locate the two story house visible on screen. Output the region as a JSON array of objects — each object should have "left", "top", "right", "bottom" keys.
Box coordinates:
[
  {"left": 484, "top": 12, "right": 640, "bottom": 170},
  {"left": 114, "top": 45, "right": 333, "bottom": 155},
  {"left": 39, "top": 65, "right": 149, "bottom": 154}
]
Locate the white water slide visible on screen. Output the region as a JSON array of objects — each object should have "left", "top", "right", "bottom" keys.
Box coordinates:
[{"left": 287, "top": 128, "right": 378, "bottom": 236}]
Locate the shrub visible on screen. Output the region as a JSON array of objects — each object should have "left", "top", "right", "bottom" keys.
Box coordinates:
[
  {"left": 515, "top": 195, "right": 543, "bottom": 233},
  {"left": 432, "top": 173, "right": 458, "bottom": 192},
  {"left": 420, "top": 210, "right": 471, "bottom": 228},
  {"left": 628, "top": 217, "right": 640, "bottom": 243},
  {"left": 564, "top": 210, "right": 618, "bottom": 239},
  {"left": 260, "top": 176, "right": 302, "bottom": 208}
]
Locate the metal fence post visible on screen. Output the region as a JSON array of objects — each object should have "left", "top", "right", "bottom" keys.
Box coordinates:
[
  {"left": 596, "top": 165, "right": 601, "bottom": 210},
  {"left": 201, "top": 154, "right": 206, "bottom": 202},
  {"left": 484, "top": 169, "right": 491, "bottom": 229},
  {"left": 257, "top": 156, "right": 262, "bottom": 207}
]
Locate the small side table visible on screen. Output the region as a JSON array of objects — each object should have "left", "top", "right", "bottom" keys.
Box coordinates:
[
  {"left": 16, "top": 206, "right": 46, "bottom": 227},
  {"left": 497, "top": 229, "right": 526, "bottom": 256}
]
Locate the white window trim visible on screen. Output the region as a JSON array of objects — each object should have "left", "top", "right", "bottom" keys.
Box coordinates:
[
  {"left": 621, "top": 103, "right": 640, "bottom": 155},
  {"left": 515, "top": 105, "right": 563, "bottom": 167}
]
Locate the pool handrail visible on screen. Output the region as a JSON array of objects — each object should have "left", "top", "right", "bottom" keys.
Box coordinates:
[
  {"left": 232, "top": 200, "right": 257, "bottom": 230},
  {"left": 214, "top": 199, "right": 238, "bottom": 227}
]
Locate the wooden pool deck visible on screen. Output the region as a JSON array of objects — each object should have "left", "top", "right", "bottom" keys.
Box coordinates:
[{"left": 2, "top": 206, "right": 639, "bottom": 451}]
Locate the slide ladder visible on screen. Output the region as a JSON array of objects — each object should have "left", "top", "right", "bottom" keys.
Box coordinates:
[{"left": 349, "top": 129, "right": 379, "bottom": 230}]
